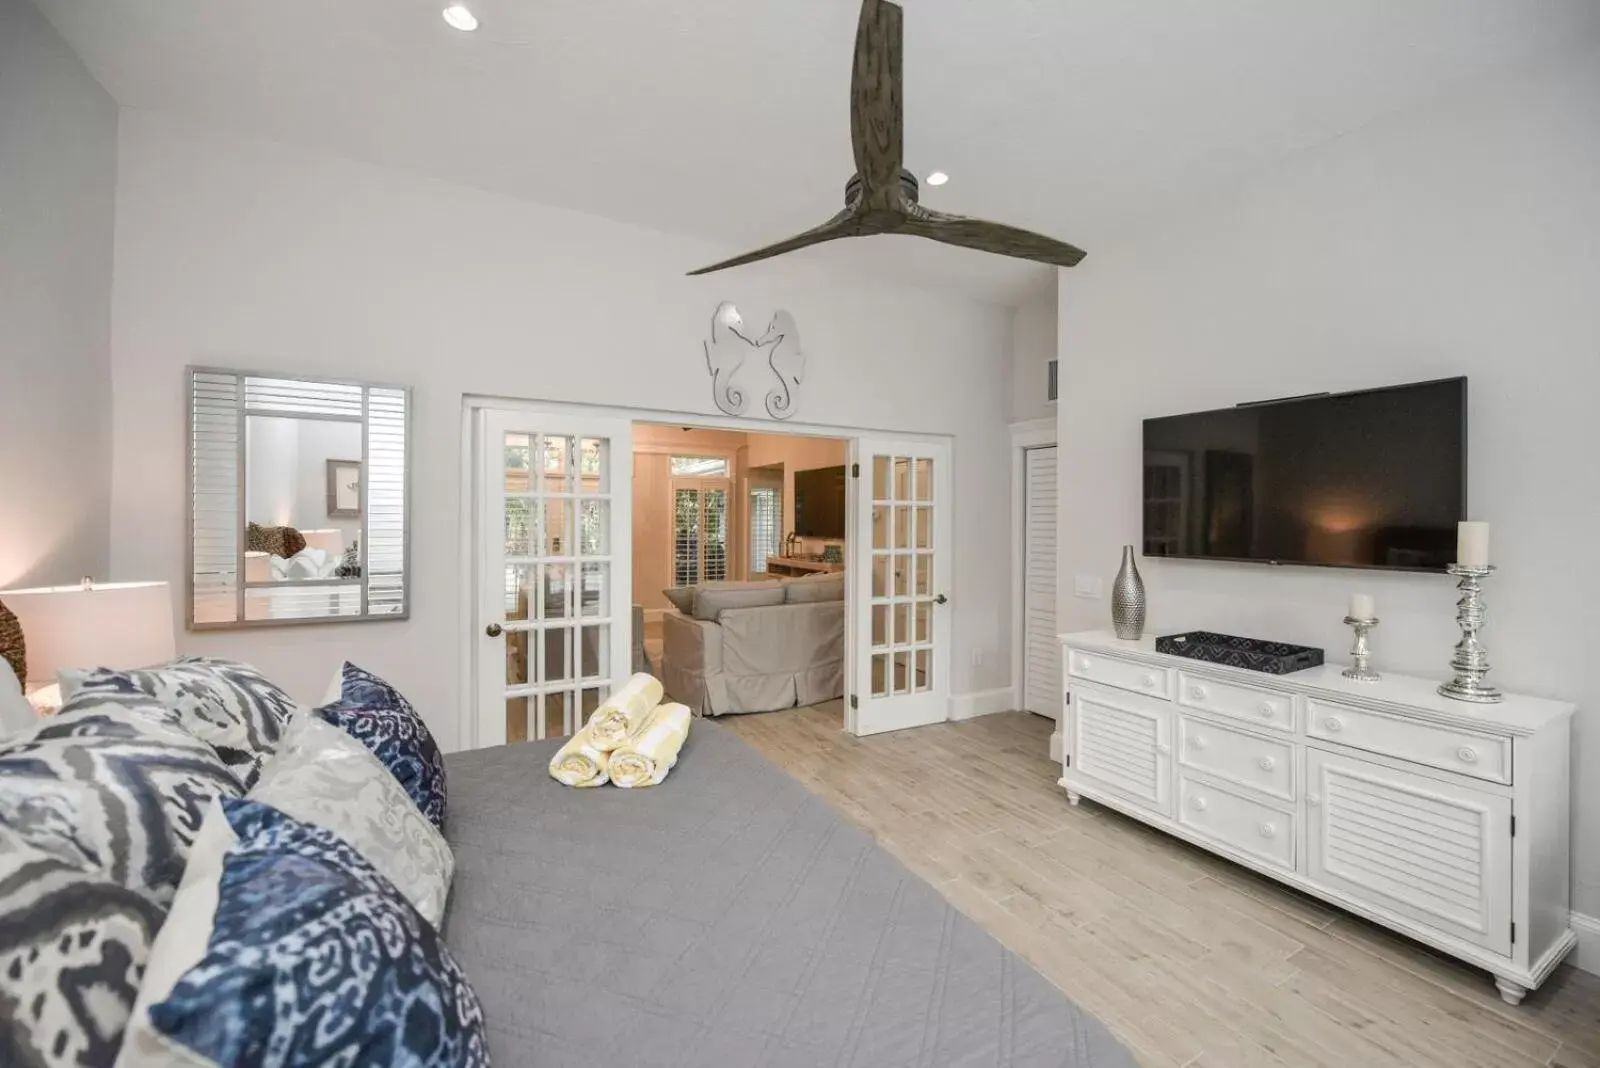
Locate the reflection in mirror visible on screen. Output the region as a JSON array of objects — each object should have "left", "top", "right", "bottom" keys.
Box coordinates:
[{"left": 189, "top": 369, "right": 410, "bottom": 628}]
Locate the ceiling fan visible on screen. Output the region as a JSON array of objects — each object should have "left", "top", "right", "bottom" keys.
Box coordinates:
[{"left": 688, "top": 0, "right": 1086, "bottom": 276}]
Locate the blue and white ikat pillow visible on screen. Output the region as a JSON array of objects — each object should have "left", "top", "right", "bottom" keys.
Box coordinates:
[
  {"left": 316, "top": 662, "right": 447, "bottom": 830},
  {"left": 117, "top": 798, "right": 488, "bottom": 1068}
]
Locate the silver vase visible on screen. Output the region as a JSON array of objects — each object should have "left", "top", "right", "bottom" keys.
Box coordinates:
[{"left": 1112, "top": 545, "right": 1146, "bottom": 640}]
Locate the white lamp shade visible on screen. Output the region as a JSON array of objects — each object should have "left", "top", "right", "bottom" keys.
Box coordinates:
[
  {"left": 300, "top": 529, "right": 345, "bottom": 555},
  {"left": 0, "top": 581, "right": 176, "bottom": 685}
]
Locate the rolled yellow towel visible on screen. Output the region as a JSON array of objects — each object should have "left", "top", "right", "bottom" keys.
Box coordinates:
[
  {"left": 548, "top": 726, "right": 611, "bottom": 787},
  {"left": 609, "top": 703, "right": 692, "bottom": 789},
  {"left": 586, "top": 673, "right": 664, "bottom": 751}
]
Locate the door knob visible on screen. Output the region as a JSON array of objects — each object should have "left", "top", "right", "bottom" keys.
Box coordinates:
[
  {"left": 485, "top": 623, "right": 503, "bottom": 638},
  {"left": 934, "top": 594, "right": 948, "bottom": 605}
]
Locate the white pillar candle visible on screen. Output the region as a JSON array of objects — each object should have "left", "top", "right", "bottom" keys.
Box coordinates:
[
  {"left": 1457, "top": 521, "right": 1490, "bottom": 568},
  {"left": 1348, "top": 593, "right": 1375, "bottom": 620}
]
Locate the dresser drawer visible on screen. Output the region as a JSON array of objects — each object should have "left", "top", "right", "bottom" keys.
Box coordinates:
[
  {"left": 1306, "top": 699, "right": 1510, "bottom": 785},
  {"left": 1178, "top": 775, "right": 1295, "bottom": 872},
  {"left": 1068, "top": 649, "right": 1173, "bottom": 701},
  {"left": 1178, "top": 715, "right": 1295, "bottom": 802},
  {"left": 1177, "top": 671, "right": 1294, "bottom": 733}
]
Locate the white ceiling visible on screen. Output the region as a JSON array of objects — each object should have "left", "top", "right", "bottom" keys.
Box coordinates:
[{"left": 36, "top": 0, "right": 1600, "bottom": 305}]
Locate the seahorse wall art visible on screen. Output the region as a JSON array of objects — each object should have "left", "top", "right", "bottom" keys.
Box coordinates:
[{"left": 702, "top": 302, "right": 805, "bottom": 420}]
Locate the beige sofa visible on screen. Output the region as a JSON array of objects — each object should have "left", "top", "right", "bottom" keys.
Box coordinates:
[{"left": 660, "top": 578, "right": 845, "bottom": 716}]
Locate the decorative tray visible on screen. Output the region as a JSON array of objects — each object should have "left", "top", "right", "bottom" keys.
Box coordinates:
[{"left": 1154, "top": 631, "right": 1324, "bottom": 675}]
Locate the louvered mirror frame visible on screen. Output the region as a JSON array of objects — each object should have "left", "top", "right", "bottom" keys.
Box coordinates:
[{"left": 187, "top": 367, "right": 412, "bottom": 630}]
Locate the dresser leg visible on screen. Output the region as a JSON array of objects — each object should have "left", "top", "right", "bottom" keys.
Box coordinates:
[
  {"left": 1066, "top": 791, "right": 1082, "bottom": 807},
  {"left": 1495, "top": 978, "right": 1528, "bottom": 1006}
]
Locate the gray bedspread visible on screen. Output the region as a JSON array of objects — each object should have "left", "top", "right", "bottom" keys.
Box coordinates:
[{"left": 442, "top": 720, "right": 1134, "bottom": 1068}]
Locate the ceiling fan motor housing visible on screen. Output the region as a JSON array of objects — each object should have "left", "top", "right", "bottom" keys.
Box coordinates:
[{"left": 845, "top": 169, "right": 919, "bottom": 208}]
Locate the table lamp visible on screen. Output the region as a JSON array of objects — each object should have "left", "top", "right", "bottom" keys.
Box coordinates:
[{"left": 0, "top": 580, "right": 177, "bottom": 710}]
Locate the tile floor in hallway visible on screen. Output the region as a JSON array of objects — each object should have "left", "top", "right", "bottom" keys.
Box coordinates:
[{"left": 719, "top": 704, "right": 1600, "bottom": 1068}]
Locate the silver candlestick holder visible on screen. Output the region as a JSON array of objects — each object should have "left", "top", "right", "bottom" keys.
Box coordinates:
[
  {"left": 1342, "top": 616, "right": 1380, "bottom": 682},
  {"left": 1438, "top": 564, "right": 1504, "bottom": 703}
]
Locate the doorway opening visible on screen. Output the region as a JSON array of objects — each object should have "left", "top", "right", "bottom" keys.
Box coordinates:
[
  {"left": 633, "top": 422, "right": 849, "bottom": 728},
  {"left": 466, "top": 400, "right": 952, "bottom": 750}
]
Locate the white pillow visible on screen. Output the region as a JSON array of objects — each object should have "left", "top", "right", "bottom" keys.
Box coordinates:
[
  {"left": 0, "top": 659, "right": 35, "bottom": 740},
  {"left": 247, "top": 713, "right": 454, "bottom": 924}
]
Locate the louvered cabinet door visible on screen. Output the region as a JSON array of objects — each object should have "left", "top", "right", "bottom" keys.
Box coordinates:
[
  {"left": 1306, "top": 750, "right": 1511, "bottom": 954},
  {"left": 1070, "top": 688, "right": 1172, "bottom": 817}
]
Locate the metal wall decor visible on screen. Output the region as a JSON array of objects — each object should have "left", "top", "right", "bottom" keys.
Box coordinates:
[{"left": 702, "top": 302, "right": 805, "bottom": 420}]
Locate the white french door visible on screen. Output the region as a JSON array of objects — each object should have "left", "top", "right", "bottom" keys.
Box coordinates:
[
  {"left": 850, "top": 438, "right": 952, "bottom": 735},
  {"left": 476, "top": 409, "right": 632, "bottom": 747}
]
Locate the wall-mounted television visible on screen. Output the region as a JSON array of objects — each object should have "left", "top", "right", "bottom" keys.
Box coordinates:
[
  {"left": 794, "top": 465, "right": 847, "bottom": 539},
  {"left": 1142, "top": 377, "right": 1466, "bottom": 571}
]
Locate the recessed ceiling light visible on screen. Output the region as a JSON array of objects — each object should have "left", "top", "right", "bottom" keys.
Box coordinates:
[
  {"left": 442, "top": 4, "right": 478, "bottom": 31},
  {"left": 925, "top": 171, "right": 949, "bottom": 187}
]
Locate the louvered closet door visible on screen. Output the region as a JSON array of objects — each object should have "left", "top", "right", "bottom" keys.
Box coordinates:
[
  {"left": 1071, "top": 688, "right": 1172, "bottom": 816},
  {"left": 1306, "top": 749, "right": 1511, "bottom": 954},
  {"left": 1022, "top": 446, "right": 1059, "bottom": 719}
]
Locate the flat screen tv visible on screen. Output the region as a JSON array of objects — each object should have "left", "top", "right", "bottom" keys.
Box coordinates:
[
  {"left": 1142, "top": 377, "right": 1466, "bottom": 571},
  {"left": 794, "top": 465, "right": 847, "bottom": 539}
]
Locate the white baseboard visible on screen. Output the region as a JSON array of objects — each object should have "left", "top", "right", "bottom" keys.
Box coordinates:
[
  {"left": 1573, "top": 911, "right": 1600, "bottom": 976},
  {"left": 947, "top": 687, "right": 1014, "bottom": 722}
]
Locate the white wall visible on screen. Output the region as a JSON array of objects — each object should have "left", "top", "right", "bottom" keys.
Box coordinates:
[
  {"left": 0, "top": 0, "right": 116, "bottom": 588},
  {"left": 1056, "top": 50, "right": 1600, "bottom": 916},
  {"left": 108, "top": 110, "right": 1015, "bottom": 750},
  {"left": 1009, "top": 287, "right": 1058, "bottom": 424}
]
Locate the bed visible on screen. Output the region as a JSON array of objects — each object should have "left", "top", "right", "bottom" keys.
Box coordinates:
[{"left": 442, "top": 720, "right": 1135, "bottom": 1067}]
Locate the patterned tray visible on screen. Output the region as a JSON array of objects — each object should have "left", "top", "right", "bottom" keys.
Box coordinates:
[{"left": 1154, "top": 630, "right": 1324, "bottom": 675}]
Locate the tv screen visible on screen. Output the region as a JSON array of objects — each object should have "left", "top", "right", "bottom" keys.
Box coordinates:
[
  {"left": 1142, "top": 377, "right": 1466, "bottom": 571},
  {"left": 794, "top": 465, "right": 847, "bottom": 538}
]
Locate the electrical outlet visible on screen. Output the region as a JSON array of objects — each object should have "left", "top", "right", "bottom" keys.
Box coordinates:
[
  {"left": 1073, "top": 575, "right": 1103, "bottom": 599},
  {"left": 970, "top": 647, "right": 987, "bottom": 668}
]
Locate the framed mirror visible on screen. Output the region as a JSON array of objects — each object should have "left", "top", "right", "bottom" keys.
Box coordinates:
[{"left": 187, "top": 367, "right": 411, "bottom": 629}]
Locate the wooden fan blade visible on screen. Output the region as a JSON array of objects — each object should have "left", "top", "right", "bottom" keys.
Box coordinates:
[
  {"left": 850, "top": 0, "right": 903, "bottom": 209},
  {"left": 687, "top": 209, "right": 859, "bottom": 276},
  {"left": 899, "top": 206, "right": 1087, "bottom": 268}
]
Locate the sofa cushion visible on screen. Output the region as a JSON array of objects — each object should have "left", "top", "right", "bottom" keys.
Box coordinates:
[
  {"left": 691, "top": 581, "right": 787, "bottom": 621},
  {"left": 785, "top": 571, "right": 845, "bottom": 604},
  {"left": 662, "top": 586, "right": 697, "bottom": 614}
]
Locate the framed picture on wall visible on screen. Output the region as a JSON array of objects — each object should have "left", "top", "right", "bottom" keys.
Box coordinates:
[{"left": 326, "top": 459, "right": 362, "bottom": 518}]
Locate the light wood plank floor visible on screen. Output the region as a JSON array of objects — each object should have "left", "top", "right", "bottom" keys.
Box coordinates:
[{"left": 720, "top": 704, "right": 1600, "bottom": 1068}]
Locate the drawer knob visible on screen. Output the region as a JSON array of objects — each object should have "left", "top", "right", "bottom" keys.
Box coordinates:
[
  {"left": 1258, "top": 702, "right": 1276, "bottom": 717},
  {"left": 1189, "top": 735, "right": 1207, "bottom": 751},
  {"left": 1258, "top": 822, "right": 1277, "bottom": 839},
  {"left": 1155, "top": 742, "right": 1171, "bottom": 755},
  {"left": 1457, "top": 746, "right": 1478, "bottom": 764},
  {"left": 1257, "top": 756, "right": 1276, "bottom": 772},
  {"left": 1308, "top": 794, "right": 1322, "bottom": 807},
  {"left": 1190, "top": 685, "right": 1207, "bottom": 700},
  {"left": 1191, "top": 797, "right": 1208, "bottom": 812},
  {"left": 1081, "top": 658, "right": 1093, "bottom": 670},
  {"left": 1142, "top": 674, "right": 1158, "bottom": 689},
  {"left": 1323, "top": 716, "right": 1345, "bottom": 733}
]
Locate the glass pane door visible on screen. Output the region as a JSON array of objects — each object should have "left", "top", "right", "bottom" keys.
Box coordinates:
[
  {"left": 851, "top": 439, "right": 951, "bottom": 735},
  {"left": 478, "top": 411, "right": 632, "bottom": 747}
]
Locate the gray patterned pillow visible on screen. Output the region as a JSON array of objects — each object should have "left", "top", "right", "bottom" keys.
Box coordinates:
[
  {"left": 247, "top": 714, "right": 454, "bottom": 925},
  {"left": 0, "top": 697, "right": 244, "bottom": 911},
  {"left": 0, "top": 825, "right": 165, "bottom": 1068},
  {"left": 58, "top": 656, "right": 296, "bottom": 787}
]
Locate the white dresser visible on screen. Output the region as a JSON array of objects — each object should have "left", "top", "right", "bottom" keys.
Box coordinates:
[{"left": 1058, "top": 630, "right": 1575, "bottom": 1004}]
